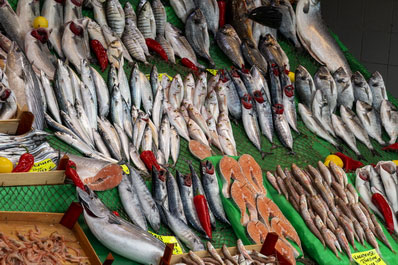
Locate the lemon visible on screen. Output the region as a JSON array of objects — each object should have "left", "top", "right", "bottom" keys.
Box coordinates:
[
  {"left": 324, "top": 154, "right": 344, "bottom": 168},
  {"left": 0, "top": 157, "right": 13, "bottom": 173},
  {"left": 393, "top": 160, "right": 398, "bottom": 166},
  {"left": 33, "top": 16, "right": 48, "bottom": 29},
  {"left": 288, "top": 71, "right": 295, "bottom": 82}
]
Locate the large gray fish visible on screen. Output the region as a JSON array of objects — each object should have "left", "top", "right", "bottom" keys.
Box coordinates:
[
  {"left": 118, "top": 173, "right": 147, "bottom": 231},
  {"left": 194, "top": 0, "right": 219, "bottom": 37},
  {"left": 41, "top": 71, "right": 61, "bottom": 123},
  {"left": 281, "top": 74, "right": 299, "bottom": 133},
  {"left": 91, "top": 66, "right": 109, "bottom": 118},
  {"left": 185, "top": 9, "right": 215, "bottom": 68},
  {"left": 106, "top": 0, "right": 125, "bottom": 38},
  {"left": 314, "top": 66, "right": 337, "bottom": 113},
  {"left": 380, "top": 100, "right": 398, "bottom": 145},
  {"left": 166, "top": 170, "right": 187, "bottom": 224},
  {"left": 259, "top": 33, "right": 289, "bottom": 70},
  {"left": 201, "top": 160, "right": 230, "bottom": 224},
  {"left": 170, "top": 0, "right": 195, "bottom": 23},
  {"left": 331, "top": 114, "right": 362, "bottom": 159},
  {"left": 151, "top": 0, "right": 166, "bottom": 36},
  {"left": 114, "top": 123, "right": 130, "bottom": 162},
  {"left": 156, "top": 35, "right": 176, "bottom": 64},
  {"left": 137, "top": 1, "right": 156, "bottom": 39},
  {"left": 17, "top": 0, "right": 40, "bottom": 37},
  {"left": 368, "top": 71, "right": 388, "bottom": 111},
  {"left": 352, "top": 71, "right": 373, "bottom": 105},
  {"left": 356, "top": 100, "right": 385, "bottom": 145},
  {"left": 340, "top": 105, "right": 378, "bottom": 156},
  {"left": 295, "top": 65, "right": 315, "bottom": 108},
  {"left": 77, "top": 187, "right": 165, "bottom": 264},
  {"left": 41, "top": 0, "right": 64, "bottom": 58},
  {"left": 312, "top": 89, "right": 335, "bottom": 137},
  {"left": 216, "top": 24, "right": 244, "bottom": 68},
  {"left": 241, "top": 94, "right": 263, "bottom": 154},
  {"left": 165, "top": 22, "right": 198, "bottom": 65},
  {"left": 152, "top": 167, "right": 168, "bottom": 224},
  {"left": 274, "top": 0, "right": 300, "bottom": 48},
  {"left": 296, "top": 0, "right": 351, "bottom": 74},
  {"left": 253, "top": 88, "right": 274, "bottom": 144},
  {"left": 97, "top": 117, "right": 123, "bottom": 161},
  {"left": 273, "top": 103, "right": 293, "bottom": 152},
  {"left": 62, "top": 20, "right": 90, "bottom": 72},
  {"left": 223, "top": 76, "right": 241, "bottom": 120},
  {"left": 241, "top": 41, "right": 268, "bottom": 75},
  {"left": 122, "top": 19, "right": 147, "bottom": 63},
  {"left": 333, "top": 67, "right": 354, "bottom": 109},
  {"left": 64, "top": 0, "right": 82, "bottom": 23},
  {"left": 124, "top": 2, "right": 136, "bottom": 25},
  {"left": 0, "top": 0, "right": 24, "bottom": 49},
  {"left": 298, "top": 103, "right": 339, "bottom": 148}
]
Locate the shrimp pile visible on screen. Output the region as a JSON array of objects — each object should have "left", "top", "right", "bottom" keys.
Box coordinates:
[{"left": 0, "top": 226, "right": 88, "bottom": 265}]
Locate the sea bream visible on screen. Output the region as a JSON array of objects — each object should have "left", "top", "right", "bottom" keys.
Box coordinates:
[
  {"left": 352, "top": 71, "right": 373, "bottom": 105},
  {"left": 368, "top": 71, "right": 388, "bottom": 111},
  {"left": 314, "top": 66, "right": 337, "bottom": 113},
  {"left": 216, "top": 24, "right": 245, "bottom": 68},
  {"left": 169, "top": 0, "right": 195, "bottom": 23},
  {"left": 312, "top": 89, "right": 335, "bottom": 137},
  {"left": 333, "top": 67, "right": 354, "bottom": 109},
  {"left": 356, "top": 100, "right": 385, "bottom": 145},
  {"left": 380, "top": 99, "right": 398, "bottom": 144},
  {"left": 295, "top": 65, "right": 315, "bottom": 108}
]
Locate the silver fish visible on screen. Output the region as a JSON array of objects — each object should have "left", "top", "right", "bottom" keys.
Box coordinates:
[
  {"left": 139, "top": 71, "right": 153, "bottom": 115},
  {"left": 295, "top": 65, "right": 315, "bottom": 108},
  {"left": 356, "top": 100, "right": 385, "bottom": 145},
  {"left": 62, "top": 20, "right": 90, "bottom": 72},
  {"left": 106, "top": 0, "right": 125, "bottom": 37},
  {"left": 331, "top": 113, "right": 362, "bottom": 159},
  {"left": 165, "top": 101, "right": 190, "bottom": 141},
  {"left": 380, "top": 99, "right": 398, "bottom": 145},
  {"left": 141, "top": 126, "right": 153, "bottom": 151},
  {"left": 187, "top": 118, "right": 209, "bottom": 146},
  {"left": 241, "top": 40, "right": 268, "bottom": 75},
  {"left": 115, "top": 123, "right": 130, "bottom": 162},
  {"left": 205, "top": 88, "right": 219, "bottom": 122},
  {"left": 273, "top": 103, "right": 293, "bottom": 152},
  {"left": 117, "top": 59, "right": 131, "bottom": 108},
  {"left": 368, "top": 71, "right": 388, "bottom": 111},
  {"left": 253, "top": 88, "right": 274, "bottom": 144},
  {"left": 259, "top": 34, "right": 289, "bottom": 70},
  {"left": 91, "top": 66, "right": 110, "bottom": 118},
  {"left": 193, "top": 73, "right": 208, "bottom": 110},
  {"left": 183, "top": 73, "right": 195, "bottom": 104},
  {"left": 93, "top": 130, "right": 111, "bottom": 158},
  {"left": 87, "top": 18, "right": 108, "bottom": 49},
  {"left": 54, "top": 60, "right": 74, "bottom": 113},
  {"left": 165, "top": 22, "right": 198, "bottom": 65},
  {"left": 122, "top": 18, "right": 148, "bottom": 63},
  {"left": 17, "top": 0, "right": 40, "bottom": 37},
  {"left": 170, "top": 125, "right": 180, "bottom": 165},
  {"left": 64, "top": 0, "right": 82, "bottom": 23},
  {"left": 282, "top": 79, "right": 299, "bottom": 133},
  {"left": 170, "top": 0, "right": 195, "bottom": 23},
  {"left": 166, "top": 170, "right": 186, "bottom": 224},
  {"left": 333, "top": 67, "right": 354, "bottom": 109},
  {"left": 312, "top": 89, "right": 335, "bottom": 137},
  {"left": 314, "top": 66, "right": 337, "bottom": 113},
  {"left": 352, "top": 71, "right": 373, "bottom": 105},
  {"left": 241, "top": 94, "right": 263, "bottom": 153},
  {"left": 0, "top": 0, "right": 24, "bottom": 49},
  {"left": 41, "top": 71, "right": 61, "bottom": 123},
  {"left": 92, "top": 0, "right": 107, "bottom": 27},
  {"left": 129, "top": 144, "right": 147, "bottom": 172},
  {"left": 159, "top": 115, "right": 171, "bottom": 163},
  {"left": 122, "top": 99, "right": 133, "bottom": 140},
  {"left": 97, "top": 117, "right": 123, "bottom": 161},
  {"left": 216, "top": 24, "right": 244, "bottom": 68},
  {"left": 169, "top": 74, "right": 184, "bottom": 109},
  {"left": 133, "top": 112, "right": 148, "bottom": 148},
  {"left": 41, "top": 0, "right": 64, "bottom": 58},
  {"left": 137, "top": 1, "right": 156, "bottom": 39},
  {"left": 152, "top": 84, "right": 164, "bottom": 129},
  {"left": 152, "top": 0, "right": 166, "bottom": 36},
  {"left": 130, "top": 64, "right": 142, "bottom": 109},
  {"left": 375, "top": 161, "right": 398, "bottom": 213},
  {"left": 75, "top": 99, "right": 94, "bottom": 143},
  {"left": 68, "top": 65, "right": 82, "bottom": 103},
  {"left": 194, "top": 0, "right": 219, "bottom": 37}
]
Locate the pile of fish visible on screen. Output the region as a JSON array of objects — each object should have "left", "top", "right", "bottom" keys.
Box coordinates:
[
  {"left": 177, "top": 240, "right": 278, "bottom": 265},
  {"left": 119, "top": 159, "right": 230, "bottom": 251},
  {"left": 296, "top": 65, "right": 397, "bottom": 159},
  {"left": 356, "top": 161, "right": 398, "bottom": 235},
  {"left": 219, "top": 155, "right": 301, "bottom": 265},
  {"left": 266, "top": 161, "right": 395, "bottom": 260}
]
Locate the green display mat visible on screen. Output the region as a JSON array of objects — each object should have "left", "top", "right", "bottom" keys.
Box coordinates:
[{"left": 1, "top": 0, "right": 398, "bottom": 264}]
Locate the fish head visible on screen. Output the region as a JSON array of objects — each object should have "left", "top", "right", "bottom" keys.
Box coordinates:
[
  {"left": 69, "top": 21, "right": 84, "bottom": 36},
  {"left": 283, "top": 85, "right": 294, "bottom": 98},
  {"left": 333, "top": 67, "right": 349, "bottom": 84},
  {"left": 0, "top": 88, "right": 11, "bottom": 101},
  {"left": 241, "top": 93, "right": 253, "bottom": 109},
  {"left": 253, "top": 90, "right": 265, "bottom": 103},
  {"left": 77, "top": 187, "right": 107, "bottom": 218},
  {"left": 270, "top": 63, "right": 280, "bottom": 76},
  {"left": 351, "top": 71, "right": 366, "bottom": 86},
  {"left": 295, "top": 65, "right": 310, "bottom": 80},
  {"left": 356, "top": 100, "right": 371, "bottom": 113},
  {"left": 272, "top": 103, "right": 284, "bottom": 114},
  {"left": 315, "top": 66, "right": 331, "bottom": 80},
  {"left": 31, "top": 28, "right": 50, "bottom": 44},
  {"left": 202, "top": 160, "right": 215, "bottom": 175},
  {"left": 369, "top": 71, "right": 383, "bottom": 87}
]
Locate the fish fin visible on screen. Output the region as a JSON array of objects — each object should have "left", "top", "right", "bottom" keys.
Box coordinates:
[{"left": 248, "top": 6, "right": 282, "bottom": 29}]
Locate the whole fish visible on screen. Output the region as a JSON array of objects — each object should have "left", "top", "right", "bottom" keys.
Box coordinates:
[
  {"left": 102, "top": 25, "right": 133, "bottom": 67},
  {"left": 114, "top": 123, "right": 130, "bottom": 162},
  {"left": 241, "top": 94, "right": 263, "bottom": 154},
  {"left": 152, "top": 0, "right": 166, "bottom": 36},
  {"left": 80, "top": 80, "right": 97, "bottom": 132},
  {"left": 152, "top": 167, "right": 168, "bottom": 224},
  {"left": 62, "top": 20, "right": 90, "bottom": 72},
  {"left": 133, "top": 112, "right": 148, "bottom": 148},
  {"left": 139, "top": 71, "right": 153, "bottom": 115},
  {"left": 0, "top": 0, "right": 24, "bottom": 49},
  {"left": 41, "top": 71, "right": 61, "bottom": 123},
  {"left": 122, "top": 19, "right": 147, "bottom": 63},
  {"left": 74, "top": 99, "right": 94, "bottom": 143},
  {"left": 91, "top": 66, "right": 110, "bottom": 118},
  {"left": 77, "top": 187, "right": 165, "bottom": 264},
  {"left": 376, "top": 161, "right": 398, "bottom": 213},
  {"left": 93, "top": 130, "right": 111, "bottom": 158},
  {"left": 117, "top": 59, "right": 131, "bottom": 108},
  {"left": 152, "top": 87, "right": 164, "bottom": 130},
  {"left": 223, "top": 77, "right": 242, "bottom": 120},
  {"left": 193, "top": 75, "right": 207, "bottom": 110},
  {"left": 296, "top": 0, "right": 351, "bottom": 74},
  {"left": 41, "top": 0, "right": 64, "bottom": 58},
  {"left": 205, "top": 88, "right": 219, "bottom": 122},
  {"left": 91, "top": 0, "right": 107, "bottom": 27},
  {"left": 340, "top": 105, "right": 378, "bottom": 156},
  {"left": 251, "top": 65, "right": 270, "bottom": 102},
  {"left": 158, "top": 116, "right": 171, "bottom": 163},
  {"left": 312, "top": 89, "right": 335, "bottom": 137},
  {"left": 17, "top": 0, "right": 40, "bottom": 37},
  {"left": 54, "top": 60, "right": 74, "bottom": 113},
  {"left": 253, "top": 88, "right": 274, "bottom": 144},
  {"left": 241, "top": 41, "right": 268, "bottom": 74},
  {"left": 230, "top": 0, "right": 256, "bottom": 47},
  {"left": 335, "top": 226, "right": 352, "bottom": 261},
  {"left": 194, "top": 0, "right": 219, "bottom": 37},
  {"left": 380, "top": 100, "right": 398, "bottom": 145},
  {"left": 124, "top": 2, "right": 136, "bottom": 24},
  {"left": 137, "top": 1, "right": 156, "bottom": 39},
  {"left": 187, "top": 103, "right": 211, "bottom": 138},
  {"left": 369, "top": 71, "right": 388, "bottom": 111},
  {"left": 187, "top": 118, "right": 209, "bottom": 147},
  {"left": 130, "top": 64, "right": 142, "bottom": 109},
  {"left": 129, "top": 144, "right": 147, "bottom": 172},
  {"left": 295, "top": 65, "right": 315, "bottom": 108},
  {"left": 216, "top": 24, "right": 244, "bottom": 68},
  {"left": 165, "top": 22, "right": 198, "bottom": 65},
  {"left": 97, "top": 117, "right": 122, "bottom": 161},
  {"left": 331, "top": 114, "right": 362, "bottom": 159},
  {"left": 333, "top": 67, "right": 354, "bottom": 109},
  {"left": 106, "top": 0, "right": 125, "bottom": 37},
  {"left": 141, "top": 126, "right": 152, "bottom": 151},
  {"left": 273, "top": 103, "right": 293, "bottom": 152},
  {"left": 352, "top": 71, "right": 373, "bottom": 105},
  {"left": 165, "top": 101, "right": 190, "bottom": 141},
  {"left": 206, "top": 117, "right": 222, "bottom": 151},
  {"left": 64, "top": 0, "right": 82, "bottom": 23},
  {"left": 165, "top": 170, "right": 187, "bottom": 224},
  {"left": 314, "top": 66, "right": 337, "bottom": 113},
  {"left": 356, "top": 101, "right": 385, "bottom": 145},
  {"left": 169, "top": 74, "right": 184, "bottom": 109},
  {"left": 282, "top": 81, "right": 299, "bottom": 133},
  {"left": 298, "top": 103, "right": 339, "bottom": 148},
  {"left": 118, "top": 174, "right": 147, "bottom": 230},
  {"left": 185, "top": 9, "right": 215, "bottom": 68},
  {"left": 269, "top": 64, "right": 283, "bottom": 105},
  {"left": 259, "top": 33, "right": 289, "bottom": 70},
  {"left": 170, "top": 0, "right": 195, "bottom": 23},
  {"left": 170, "top": 125, "right": 180, "bottom": 165},
  {"left": 183, "top": 73, "right": 195, "bottom": 104},
  {"left": 87, "top": 18, "right": 108, "bottom": 49},
  {"left": 277, "top": 0, "right": 300, "bottom": 47},
  {"left": 156, "top": 35, "right": 176, "bottom": 64}
]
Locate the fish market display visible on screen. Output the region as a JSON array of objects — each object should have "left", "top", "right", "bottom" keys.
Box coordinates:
[{"left": 267, "top": 161, "right": 396, "bottom": 259}]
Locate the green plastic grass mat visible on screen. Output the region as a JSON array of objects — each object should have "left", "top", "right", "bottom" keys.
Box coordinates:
[{"left": 264, "top": 169, "right": 398, "bottom": 265}]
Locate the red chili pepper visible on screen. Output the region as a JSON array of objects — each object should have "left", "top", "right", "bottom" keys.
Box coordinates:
[
  {"left": 90, "top": 40, "right": 108, "bottom": 72},
  {"left": 145, "top": 38, "right": 168, "bottom": 61},
  {"left": 371, "top": 189, "right": 395, "bottom": 234},
  {"left": 65, "top": 160, "right": 85, "bottom": 190},
  {"left": 217, "top": 0, "right": 226, "bottom": 28},
  {"left": 140, "top": 151, "right": 161, "bottom": 172},
  {"left": 181, "top": 58, "right": 199, "bottom": 72},
  {"left": 193, "top": 191, "right": 212, "bottom": 239},
  {"left": 382, "top": 143, "right": 398, "bottom": 151},
  {"left": 334, "top": 152, "right": 364, "bottom": 172},
  {"left": 12, "top": 151, "right": 34, "bottom": 172}
]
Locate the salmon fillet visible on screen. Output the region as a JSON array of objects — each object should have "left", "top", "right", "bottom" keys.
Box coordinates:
[
  {"left": 188, "top": 140, "right": 212, "bottom": 160},
  {"left": 247, "top": 220, "right": 269, "bottom": 244},
  {"left": 238, "top": 154, "right": 267, "bottom": 196},
  {"left": 231, "top": 181, "right": 258, "bottom": 226},
  {"left": 270, "top": 217, "right": 302, "bottom": 252},
  {"left": 275, "top": 239, "right": 297, "bottom": 265}
]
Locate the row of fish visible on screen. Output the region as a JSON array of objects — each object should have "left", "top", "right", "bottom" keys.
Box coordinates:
[
  {"left": 356, "top": 161, "right": 398, "bottom": 235},
  {"left": 296, "top": 65, "right": 398, "bottom": 159},
  {"left": 266, "top": 162, "right": 395, "bottom": 260},
  {"left": 218, "top": 155, "right": 300, "bottom": 265}
]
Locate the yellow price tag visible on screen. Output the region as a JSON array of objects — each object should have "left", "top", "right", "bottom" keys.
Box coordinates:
[
  {"left": 148, "top": 232, "right": 183, "bottom": 254},
  {"left": 146, "top": 73, "right": 173, "bottom": 81},
  {"left": 352, "top": 249, "right": 386, "bottom": 265},
  {"left": 29, "top": 158, "right": 57, "bottom": 172},
  {"left": 120, "top": 164, "right": 130, "bottom": 175},
  {"left": 206, "top": 69, "right": 218, "bottom": 76}
]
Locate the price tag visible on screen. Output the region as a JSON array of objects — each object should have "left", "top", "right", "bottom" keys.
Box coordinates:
[
  {"left": 148, "top": 231, "right": 183, "bottom": 254},
  {"left": 29, "top": 159, "right": 57, "bottom": 172},
  {"left": 146, "top": 73, "right": 173, "bottom": 81},
  {"left": 120, "top": 164, "right": 130, "bottom": 175},
  {"left": 352, "top": 249, "right": 386, "bottom": 265},
  {"left": 206, "top": 69, "right": 218, "bottom": 76}
]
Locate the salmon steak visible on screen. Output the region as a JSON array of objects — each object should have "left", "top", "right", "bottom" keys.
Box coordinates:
[
  {"left": 270, "top": 217, "right": 302, "bottom": 252},
  {"left": 231, "top": 180, "right": 258, "bottom": 226},
  {"left": 246, "top": 220, "right": 269, "bottom": 244},
  {"left": 275, "top": 238, "right": 297, "bottom": 265},
  {"left": 238, "top": 154, "right": 267, "bottom": 196},
  {"left": 188, "top": 140, "right": 212, "bottom": 160},
  {"left": 67, "top": 154, "right": 123, "bottom": 191}
]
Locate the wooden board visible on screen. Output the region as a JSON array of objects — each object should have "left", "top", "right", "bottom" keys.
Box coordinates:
[
  {"left": 0, "top": 170, "right": 65, "bottom": 186},
  {"left": 170, "top": 244, "right": 262, "bottom": 264},
  {"left": 0, "top": 211, "right": 101, "bottom": 265},
  {"left": 0, "top": 105, "right": 33, "bottom": 135}
]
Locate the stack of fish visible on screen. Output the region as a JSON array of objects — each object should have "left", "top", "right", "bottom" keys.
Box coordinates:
[
  {"left": 218, "top": 155, "right": 301, "bottom": 265},
  {"left": 266, "top": 161, "right": 395, "bottom": 260},
  {"left": 297, "top": 65, "right": 398, "bottom": 159},
  {"left": 356, "top": 161, "right": 398, "bottom": 235}
]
